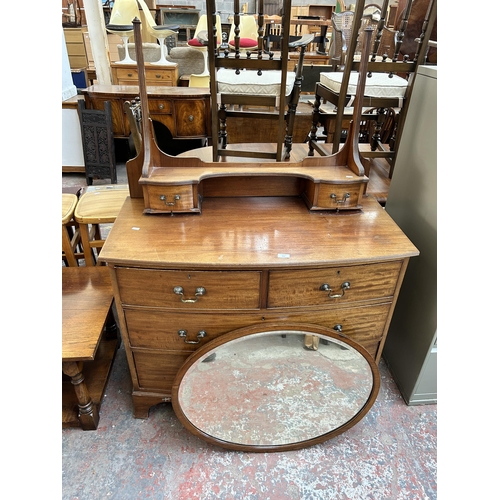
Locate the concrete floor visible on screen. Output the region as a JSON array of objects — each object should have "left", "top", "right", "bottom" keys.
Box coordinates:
[
  {"left": 62, "top": 163, "right": 437, "bottom": 499},
  {"left": 62, "top": 342, "right": 437, "bottom": 500}
]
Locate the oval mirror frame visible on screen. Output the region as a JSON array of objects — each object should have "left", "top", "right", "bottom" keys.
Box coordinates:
[{"left": 172, "top": 323, "right": 380, "bottom": 452}]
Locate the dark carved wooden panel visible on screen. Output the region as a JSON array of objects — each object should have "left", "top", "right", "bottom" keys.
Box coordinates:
[{"left": 77, "top": 100, "right": 117, "bottom": 185}]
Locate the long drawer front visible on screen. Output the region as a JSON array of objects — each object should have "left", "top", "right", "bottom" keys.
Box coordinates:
[
  {"left": 115, "top": 268, "right": 261, "bottom": 310},
  {"left": 130, "top": 303, "right": 390, "bottom": 391},
  {"left": 125, "top": 303, "right": 391, "bottom": 353},
  {"left": 267, "top": 261, "right": 402, "bottom": 308}
]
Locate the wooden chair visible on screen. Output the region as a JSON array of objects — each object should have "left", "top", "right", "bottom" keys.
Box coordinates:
[
  {"left": 77, "top": 100, "right": 117, "bottom": 186},
  {"left": 187, "top": 14, "right": 222, "bottom": 77},
  {"left": 105, "top": 0, "right": 140, "bottom": 64},
  {"left": 74, "top": 185, "right": 129, "bottom": 266},
  {"left": 358, "top": 106, "right": 397, "bottom": 170},
  {"left": 309, "top": 0, "right": 437, "bottom": 178},
  {"left": 135, "top": 0, "right": 179, "bottom": 66},
  {"left": 206, "top": 0, "right": 314, "bottom": 161}
]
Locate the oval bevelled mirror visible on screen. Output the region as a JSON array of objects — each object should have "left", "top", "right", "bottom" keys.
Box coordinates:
[{"left": 171, "top": 323, "right": 380, "bottom": 452}]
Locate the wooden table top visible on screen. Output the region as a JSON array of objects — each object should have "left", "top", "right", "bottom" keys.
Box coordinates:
[
  {"left": 62, "top": 267, "right": 114, "bottom": 362},
  {"left": 99, "top": 195, "right": 418, "bottom": 269}
]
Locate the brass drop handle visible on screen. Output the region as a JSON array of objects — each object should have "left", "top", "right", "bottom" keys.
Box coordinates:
[
  {"left": 178, "top": 329, "right": 207, "bottom": 344},
  {"left": 320, "top": 281, "right": 350, "bottom": 299},
  {"left": 330, "top": 193, "right": 351, "bottom": 204},
  {"left": 173, "top": 286, "right": 206, "bottom": 303},
  {"left": 160, "top": 194, "right": 180, "bottom": 206}
]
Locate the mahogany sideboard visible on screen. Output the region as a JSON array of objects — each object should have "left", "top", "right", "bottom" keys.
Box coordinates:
[
  {"left": 82, "top": 84, "right": 211, "bottom": 140},
  {"left": 99, "top": 195, "right": 418, "bottom": 419}
]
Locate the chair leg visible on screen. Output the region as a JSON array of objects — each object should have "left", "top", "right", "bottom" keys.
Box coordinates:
[
  {"left": 62, "top": 226, "right": 79, "bottom": 267},
  {"left": 308, "top": 92, "right": 322, "bottom": 156},
  {"left": 284, "top": 44, "right": 308, "bottom": 160},
  {"left": 151, "top": 37, "right": 176, "bottom": 66},
  {"left": 118, "top": 36, "right": 134, "bottom": 64},
  {"left": 219, "top": 104, "right": 228, "bottom": 150},
  {"left": 79, "top": 223, "right": 96, "bottom": 266},
  {"left": 370, "top": 109, "right": 385, "bottom": 151}
]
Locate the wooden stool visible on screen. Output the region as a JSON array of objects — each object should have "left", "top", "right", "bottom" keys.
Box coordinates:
[
  {"left": 62, "top": 267, "right": 120, "bottom": 430},
  {"left": 62, "top": 193, "right": 83, "bottom": 267},
  {"left": 74, "top": 185, "right": 129, "bottom": 266}
]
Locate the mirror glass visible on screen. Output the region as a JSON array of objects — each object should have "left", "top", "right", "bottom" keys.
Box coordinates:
[{"left": 173, "top": 327, "right": 379, "bottom": 451}]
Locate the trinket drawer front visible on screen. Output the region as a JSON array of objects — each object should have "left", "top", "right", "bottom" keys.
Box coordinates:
[{"left": 101, "top": 196, "right": 418, "bottom": 419}]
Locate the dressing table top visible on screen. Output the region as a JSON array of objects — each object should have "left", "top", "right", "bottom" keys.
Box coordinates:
[{"left": 99, "top": 195, "right": 418, "bottom": 268}]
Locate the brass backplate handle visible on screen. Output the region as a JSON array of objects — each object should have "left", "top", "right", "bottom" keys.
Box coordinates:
[
  {"left": 319, "top": 281, "right": 351, "bottom": 299},
  {"left": 173, "top": 286, "right": 206, "bottom": 303},
  {"left": 178, "top": 329, "right": 207, "bottom": 344},
  {"left": 160, "top": 194, "right": 181, "bottom": 206},
  {"left": 330, "top": 193, "right": 351, "bottom": 204}
]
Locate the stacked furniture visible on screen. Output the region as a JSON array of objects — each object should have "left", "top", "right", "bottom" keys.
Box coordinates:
[
  {"left": 309, "top": 0, "right": 437, "bottom": 178},
  {"left": 95, "top": 9, "right": 419, "bottom": 451}
]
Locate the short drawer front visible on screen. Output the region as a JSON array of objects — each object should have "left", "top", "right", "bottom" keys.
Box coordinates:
[
  {"left": 143, "top": 184, "right": 198, "bottom": 213},
  {"left": 115, "top": 68, "right": 139, "bottom": 81},
  {"left": 116, "top": 268, "right": 261, "bottom": 310},
  {"left": 316, "top": 183, "right": 364, "bottom": 210},
  {"left": 133, "top": 351, "right": 189, "bottom": 391},
  {"left": 267, "top": 261, "right": 402, "bottom": 308},
  {"left": 125, "top": 309, "right": 265, "bottom": 351},
  {"left": 145, "top": 69, "right": 175, "bottom": 84},
  {"left": 148, "top": 100, "right": 173, "bottom": 114}
]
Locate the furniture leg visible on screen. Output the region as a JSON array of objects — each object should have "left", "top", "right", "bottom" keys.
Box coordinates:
[
  {"left": 79, "top": 222, "right": 95, "bottom": 266},
  {"left": 62, "top": 226, "right": 78, "bottom": 267},
  {"left": 219, "top": 103, "right": 227, "bottom": 149},
  {"left": 62, "top": 361, "right": 99, "bottom": 430},
  {"left": 371, "top": 109, "right": 385, "bottom": 152},
  {"left": 316, "top": 26, "right": 328, "bottom": 55},
  {"left": 308, "top": 92, "right": 322, "bottom": 156},
  {"left": 104, "top": 307, "right": 118, "bottom": 340}
]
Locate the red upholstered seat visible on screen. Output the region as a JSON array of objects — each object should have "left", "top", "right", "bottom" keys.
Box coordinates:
[{"left": 229, "top": 37, "right": 257, "bottom": 49}]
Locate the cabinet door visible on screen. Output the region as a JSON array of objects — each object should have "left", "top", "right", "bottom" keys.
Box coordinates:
[{"left": 174, "top": 99, "right": 209, "bottom": 137}]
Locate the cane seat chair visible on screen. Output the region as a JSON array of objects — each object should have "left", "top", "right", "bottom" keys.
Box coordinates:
[
  {"left": 309, "top": 0, "right": 437, "bottom": 178},
  {"left": 206, "top": 0, "right": 313, "bottom": 161},
  {"left": 329, "top": 10, "right": 355, "bottom": 71}
]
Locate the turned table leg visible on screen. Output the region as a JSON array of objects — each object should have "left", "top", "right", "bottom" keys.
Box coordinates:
[{"left": 62, "top": 361, "right": 99, "bottom": 430}]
